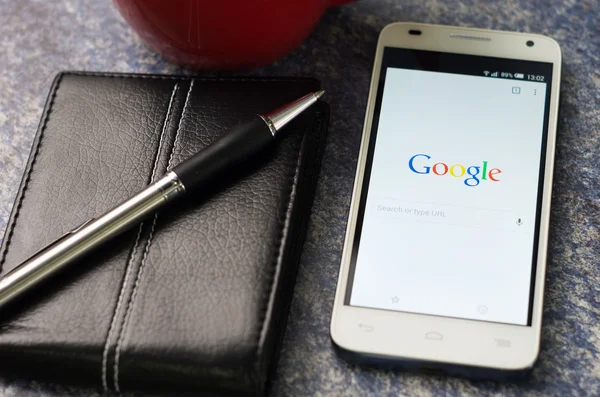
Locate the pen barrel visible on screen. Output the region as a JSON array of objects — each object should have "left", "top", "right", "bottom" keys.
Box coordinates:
[
  {"left": 171, "top": 116, "right": 273, "bottom": 189},
  {"left": 0, "top": 171, "right": 185, "bottom": 309}
]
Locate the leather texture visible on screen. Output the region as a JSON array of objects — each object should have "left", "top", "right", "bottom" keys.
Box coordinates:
[{"left": 0, "top": 72, "right": 329, "bottom": 396}]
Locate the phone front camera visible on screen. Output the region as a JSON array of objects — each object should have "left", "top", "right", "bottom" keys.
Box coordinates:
[{"left": 526, "top": 40, "right": 535, "bottom": 47}]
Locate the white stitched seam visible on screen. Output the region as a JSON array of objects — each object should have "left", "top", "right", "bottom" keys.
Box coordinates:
[
  {"left": 113, "top": 79, "right": 194, "bottom": 393},
  {"left": 167, "top": 79, "right": 194, "bottom": 171},
  {"left": 150, "top": 83, "right": 180, "bottom": 180},
  {"left": 114, "top": 213, "right": 158, "bottom": 393},
  {"left": 101, "top": 82, "right": 178, "bottom": 392},
  {"left": 101, "top": 224, "right": 143, "bottom": 392}
]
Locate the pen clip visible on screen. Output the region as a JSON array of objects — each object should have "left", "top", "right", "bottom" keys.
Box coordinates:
[
  {"left": 69, "top": 218, "right": 96, "bottom": 234},
  {"left": 52, "top": 218, "right": 96, "bottom": 243}
]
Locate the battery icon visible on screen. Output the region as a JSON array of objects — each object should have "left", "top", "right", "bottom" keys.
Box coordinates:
[{"left": 514, "top": 73, "right": 525, "bottom": 79}]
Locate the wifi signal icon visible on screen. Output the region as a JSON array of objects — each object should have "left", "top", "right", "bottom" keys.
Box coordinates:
[{"left": 483, "top": 70, "right": 490, "bottom": 76}]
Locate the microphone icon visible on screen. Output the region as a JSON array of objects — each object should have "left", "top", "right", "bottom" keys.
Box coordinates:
[{"left": 516, "top": 218, "right": 523, "bottom": 226}]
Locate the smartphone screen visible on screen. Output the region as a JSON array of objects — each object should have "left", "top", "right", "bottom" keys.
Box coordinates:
[{"left": 345, "top": 48, "right": 553, "bottom": 326}]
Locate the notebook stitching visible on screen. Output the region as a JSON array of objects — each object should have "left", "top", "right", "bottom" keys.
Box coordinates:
[
  {"left": 100, "top": 223, "right": 143, "bottom": 392},
  {"left": 100, "top": 82, "right": 179, "bottom": 392},
  {"left": 0, "top": 73, "right": 65, "bottom": 272},
  {"left": 254, "top": 117, "right": 312, "bottom": 368},
  {"left": 251, "top": 106, "right": 325, "bottom": 390},
  {"left": 166, "top": 80, "right": 194, "bottom": 173},
  {"left": 112, "top": 79, "right": 194, "bottom": 393}
]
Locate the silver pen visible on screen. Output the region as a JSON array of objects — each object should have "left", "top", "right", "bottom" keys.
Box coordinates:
[{"left": 0, "top": 90, "right": 324, "bottom": 310}]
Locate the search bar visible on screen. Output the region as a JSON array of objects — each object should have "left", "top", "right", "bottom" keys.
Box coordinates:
[{"left": 371, "top": 199, "right": 521, "bottom": 231}]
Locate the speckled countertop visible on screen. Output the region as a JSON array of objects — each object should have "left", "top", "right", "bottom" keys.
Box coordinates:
[{"left": 0, "top": 0, "right": 599, "bottom": 396}]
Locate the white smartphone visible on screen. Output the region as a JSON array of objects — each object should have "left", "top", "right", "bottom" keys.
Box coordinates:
[{"left": 330, "top": 22, "right": 561, "bottom": 378}]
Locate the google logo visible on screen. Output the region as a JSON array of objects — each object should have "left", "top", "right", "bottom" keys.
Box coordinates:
[{"left": 408, "top": 154, "right": 501, "bottom": 187}]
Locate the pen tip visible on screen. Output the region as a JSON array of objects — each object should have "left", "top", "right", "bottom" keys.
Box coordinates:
[{"left": 315, "top": 90, "right": 325, "bottom": 99}]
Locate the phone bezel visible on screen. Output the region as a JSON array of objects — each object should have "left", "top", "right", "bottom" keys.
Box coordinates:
[{"left": 330, "top": 22, "right": 562, "bottom": 371}]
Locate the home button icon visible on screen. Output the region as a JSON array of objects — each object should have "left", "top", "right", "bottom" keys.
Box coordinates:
[{"left": 425, "top": 331, "right": 443, "bottom": 341}]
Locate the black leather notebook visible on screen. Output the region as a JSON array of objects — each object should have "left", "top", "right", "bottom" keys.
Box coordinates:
[{"left": 0, "top": 72, "right": 329, "bottom": 396}]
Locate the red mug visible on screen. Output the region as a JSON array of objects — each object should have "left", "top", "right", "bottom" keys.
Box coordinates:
[{"left": 113, "top": 0, "right": 355, "bottom": 70}]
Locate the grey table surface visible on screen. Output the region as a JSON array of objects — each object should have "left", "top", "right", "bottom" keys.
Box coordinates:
[{"left": 0, "top": 0, "right": 599, "bottom": 396}]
